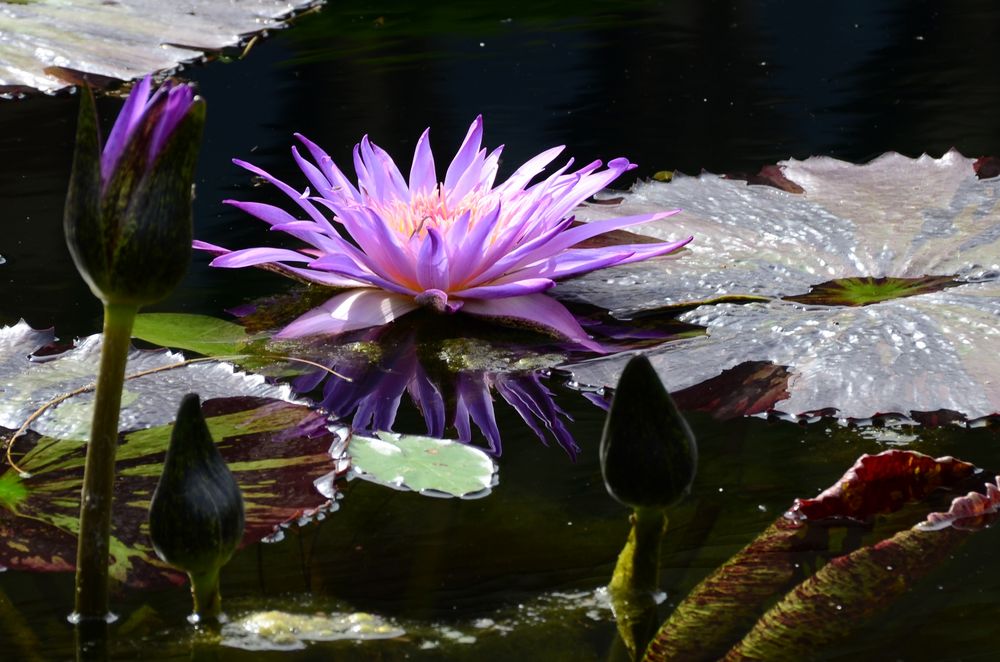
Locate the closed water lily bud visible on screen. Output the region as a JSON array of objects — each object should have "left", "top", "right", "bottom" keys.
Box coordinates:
[
  {"left": 149, "top": 393, "right": 244, "bottom": 621},
  {"left": 600, "top": 354, "right": 697, "bottom": 509},
  {"left": 65, "top": 76, "right": 205, "bottom": 306}
]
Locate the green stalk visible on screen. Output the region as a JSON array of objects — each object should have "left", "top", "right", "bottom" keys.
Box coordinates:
[
  {"left": 74, "top": 302, "right": 138, "bottom": 622},
  {"left": 608, "top": 507, "right": 668, "bottom": 659},
  {"left": 189, "top": 567, "right": 222, "bottom": 623},
  {"left": 609, "top": 507, "right": 668, "bottom": 596}
]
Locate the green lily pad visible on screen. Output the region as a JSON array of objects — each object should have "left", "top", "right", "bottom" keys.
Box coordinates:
[
  {"left": 0, "top": 396, "right": 345, "bottom": 586},
  {"left": 347, "top": 431, "right": 497, "bottom": 499},
  {"left": 132, "top": 312, "right": 250, "bottom": 357},
  {"left": 783, "top": 275, "right": 963, "bottom": 306}
]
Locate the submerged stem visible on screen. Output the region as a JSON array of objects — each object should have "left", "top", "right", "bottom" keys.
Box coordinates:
[
  {"left": 189, "top": 568, "right": 222, "bottom": 623},
  {"left": 74, "top": 302, "right": 138, "bottom": 622},
  {"left": 610, "top": 507, "right": 668, "bottom": 596},
  {"left": 608, "top": 507, "right": 668, "bottom": 659}
]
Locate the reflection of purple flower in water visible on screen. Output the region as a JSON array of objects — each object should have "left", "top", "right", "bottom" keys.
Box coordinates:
[{"left": 291, "top": 327, "right": 577, "bottom": 457}]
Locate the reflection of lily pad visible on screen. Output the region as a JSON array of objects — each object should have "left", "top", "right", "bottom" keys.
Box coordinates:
[
  {"left": 0, "top": 0, "right": 319, "bottom": 94},
  {"left": 347, "top": 431, "right": 497, "bottom": 498},
  {"left": 0, "top": 397, "right": 343, "bottom": 586},
  {"left": 560, "top": 152, "right": 1000, "bottom": 421},
  {"left": 0, "top": 321, "right": 296, "bottom": 439},
  {"left": 222, "top": 610, "right": 405, "bottom": 651}
]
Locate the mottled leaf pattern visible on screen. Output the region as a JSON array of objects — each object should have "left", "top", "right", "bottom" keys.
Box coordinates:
[
  {"left": 0, "top": 397, "right": 343, "bottom": 586},
  {"left": 643, "top": 451, "right": 988, "bottom": 661}
]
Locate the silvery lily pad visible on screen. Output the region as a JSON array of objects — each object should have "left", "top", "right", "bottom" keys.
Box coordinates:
[
  {"left": 559, "top": 150, "right": 999, "bottom": 315},
  {"left": 347, "top": 431, "right": 498, "bottom": 498},
  {"left": 0, "top": 0, "right": 319, "bottom": 95},
  {"left": 0, "top": 320, "right": 297, "bottom": 438},
  {"left": 559, "top": 152, "right": 1000, "bottom": 421}
]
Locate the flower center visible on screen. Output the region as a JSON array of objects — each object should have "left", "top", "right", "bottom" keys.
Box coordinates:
[{"left": 369, "top": 188, "right": 498, "bottom": 240}]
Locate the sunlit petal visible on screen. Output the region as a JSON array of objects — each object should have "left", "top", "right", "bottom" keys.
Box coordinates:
[
  {"left": 462, "top": 294, "right": 605, "bottom": 353},
  {"left": 275, "top": 289, "right": 419, "bottom": 338}
]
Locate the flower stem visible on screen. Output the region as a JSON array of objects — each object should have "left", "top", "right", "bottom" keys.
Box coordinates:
[
  {"left": 189, "top": 568, "right": 222, "bottom": 623},
  {"left": 607, "top": 506, "right": 668, "bottom": 658},
  {"left": 609, "top": 506, "right": 668, "bottom": 596},
  {"left": 74, "top": 302, "right": 138, "bottom": 622}
]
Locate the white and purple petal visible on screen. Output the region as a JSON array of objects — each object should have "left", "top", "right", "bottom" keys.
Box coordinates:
[{"left": 275, "top": 289, "right": 419, "bottom": 339}]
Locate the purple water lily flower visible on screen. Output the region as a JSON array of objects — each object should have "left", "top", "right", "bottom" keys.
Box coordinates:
[{"left": 197, "top": 117, "right": 690, "bottom": 348}]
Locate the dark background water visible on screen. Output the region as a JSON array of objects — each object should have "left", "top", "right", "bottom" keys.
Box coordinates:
[{"left": 1, "top": 1, "right": 1000, "bottom": 659}]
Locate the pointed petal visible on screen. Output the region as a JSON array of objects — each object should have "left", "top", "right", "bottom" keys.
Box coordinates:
[
  {"left": 275, "top": 289, "right": 419, "bottom": 338},
  {"left": 101, "top": 75, "right": 153, "bottom": 179},
  {"left": 444, "top": 116, "right": 484, "bottom": 191},
  {"left": 544, "top": 210, "right": 684, "bottom": 255},
  {"left": 416, "top": 228, "right": 451, "bottom": 291},
  {"left": 148, "top": 84, "right": 195, "bottom": 165},
  {"left": 232, "top": 158, "right": 333, "bottom": 231},
  {"left": 224, "top": 200, "right": 299, "bottom": 227},
  {"left": 292, "top": 145, "right": 342, "bottom": 200},
  {"left": 194, "top": 240, "right": 366, "bottom": 287},
  {"left": 294, "top": 132, "right": 361, "bottom": 202},
  {"left": 462, "top": 294, "right": 605, "bottom": 352},
  {"left": 509, "top": 248, "right": 634, "bottom": 281},
  {"left": 409, "top": 128, "right": 437, "bottom": 196},
  {"left": 210, "top": 247, "right": 313, "bottom": 268},
  {"left": 308, "top": 254, "right": 418, "bottom": 296},
  {"left": 192, "top": 239, "right": 229, "bottom": 256},
  {"left": 449, "top": 148, "right": 488, "bottom": 201},
  {"left": 496, "top": 144, "right": 565, "bottom": 192},
  {"left": 280, "top": 266, "right": 370, "bottom": 288},
  {"left": 451, "top": 278, "right": 555, "bottom": 300},
  {"left": 357, "top": 135, "right": 409, "bottom": 202}
]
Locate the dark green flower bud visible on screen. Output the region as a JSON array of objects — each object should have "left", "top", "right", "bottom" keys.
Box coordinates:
[
  {"left": 600, "top": 354, "right": 698, "bottom": 509},
  {"left": 65, "top": 77, "right": 205, "bottom": 306},
  {"left": 149, "top": 394, "right": 244, "bottom": 621}
]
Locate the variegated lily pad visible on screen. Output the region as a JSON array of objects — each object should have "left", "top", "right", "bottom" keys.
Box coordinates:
[
  {"left": 0, "top": 321, "right": 297, "bottom": 439},
  {"left": 0, "top": 397, "right": 343, "bottom": 586},
  {"left": 646, "top": 450, "right": 994, "bottom": 660},
  {"left": 0, "top": 0, "right": 319, "bottom": 95},
  {"left": 559, "top": 152, "right": 1000, "bottom": 421}
]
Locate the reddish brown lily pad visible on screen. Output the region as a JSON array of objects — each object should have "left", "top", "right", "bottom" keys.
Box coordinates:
[
  {"left": 671, "top": 361, "right": 792, "bottom": 419},
  {"left": 643, "top": 450, "right": 988, "bottom": 662}
]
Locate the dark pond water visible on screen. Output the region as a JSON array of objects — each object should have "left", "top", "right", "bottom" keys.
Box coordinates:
[{"left": 2, "top": 1, "right": 1000, "bottom": 659}]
